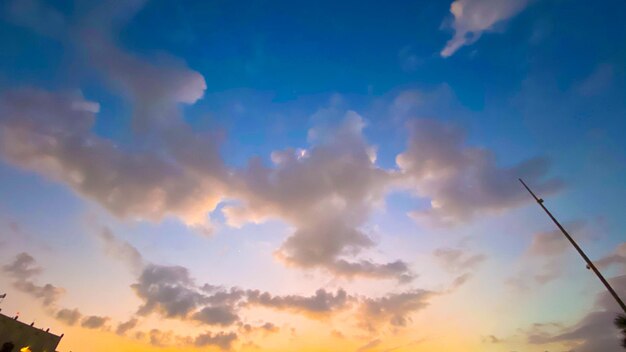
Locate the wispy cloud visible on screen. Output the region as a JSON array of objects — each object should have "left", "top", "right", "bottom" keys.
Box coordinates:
[{"left": 440, "top": 0, "right": 533, "bottom": 57}]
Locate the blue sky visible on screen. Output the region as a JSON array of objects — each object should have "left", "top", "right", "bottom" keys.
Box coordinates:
[{"left": 0, "top": 1, "right": 625, "bottom": 351}]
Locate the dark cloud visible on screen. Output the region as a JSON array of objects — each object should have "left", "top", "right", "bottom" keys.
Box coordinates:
[
  {"left": 13, "top": 281, "right": 64, "bottom": 307},
  {"left": 2, "top": 253, "right": 64, "bottom": 307},
  {"left": 246, "top": 288, "right": 350, "bottom": 316},
  {"left": 397, "top": 119, "right": 563, "bottom": 226},
  {"left": 116, "top": 318, "right": 138, "bottom": 335},
  {"left": 3, "top": 252, "right": 41, "bottom": 278},
  {"left": 129, "top": 262, "right": 440, "bottom": 336},
  {"left": 239, "top": 322, "right": 279, "bottom": 335},
  {"left": 192, "top": 305, "right": 239, "bottom": 326},
  {"left": 55, "top": 308, "right": 82, "bottom": 326},
  {"left": 81, "top": 315, "right": 110, "bottom": 329},
  {"left": 146, "top": 329, "right": 191, "bottom": 347},
  {"left": 194, "top": 331, "right": 238, "bottom": 350},
  {"left": 527, "top": 275, "right": 626, "bottom": 351},
  {"left": 132, "top": 264, "right": 204, "bottom": 318}
]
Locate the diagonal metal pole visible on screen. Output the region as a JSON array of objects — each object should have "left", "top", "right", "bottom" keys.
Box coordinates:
[{"left": 519, "top": 178, "right": 626, "bottom": 314}]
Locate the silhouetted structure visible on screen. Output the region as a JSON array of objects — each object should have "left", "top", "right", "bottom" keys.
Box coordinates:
[
  {"left": 520, "top": 179, "right": 626, "bottom": 314},
  {"left": 616, "top": 314, "right": 626, "bottom": 348},
  {"left": 1, "top": 342, "right": 15, "bottom": 352},
  {"left": 0, "top": 312, "right": 62, "bottom": 352}
]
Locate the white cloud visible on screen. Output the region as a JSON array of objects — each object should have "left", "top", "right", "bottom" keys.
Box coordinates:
[
  {"left": 397, "top": 119, "right": 562, "bottom": 226},
  {"left": 440, "top": 0, "right": 532, "bottom": 57}
]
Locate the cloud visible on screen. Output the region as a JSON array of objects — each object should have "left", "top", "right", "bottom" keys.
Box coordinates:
[
  {"left": 81, "top": 315, "right": 110, "bottom": 329},
  {"left": 116, "top": 318, "right": 138, "bottom": 335},
  {"left": 358, "top": 290, "right": 435, "bottom": 330},
  {"left": 81, "top": 31, "right": 207, "bottom": 129},
  {"left": 0, "top": 88, "right": 225, "bottom": 229},
  {"left": 482, "top": 335, "right": 502, "bottom": 344},
  {"left": 192, "top": 306, "right": 239, "bottom": 326},
  {"left": 356, "top": 339, "right": 381, "bottom": 352},
  {"left": 97, "top": 227, "right": 144, "bottom": 273},
  {"left": 132, "top": 264, "right": 205, "bottom": 318},
  {"left": 145, "top": 329, "right": 192, "bottom": 347},
  {"left": 4, "top": 0, "right": 66, "bottom": 38},
  {"left": 433, "top": 248, "right": 486, "bottom": 272},
  {"left": 526, "top": 275, "right": 626, "bottom": 351},
  {"left": 2, "top": 252, "right": 64, "bottom": 307},
  {"left": 397, "top": 119, "right": 562, "bottom": 226},
  {"left": 508, "top": 221, "right": 588, "bottom": 288},
  {"left": 226, "top": 112, "right": 412, "bottom": 282},
  {"left": 596, "top": 243, "right": 626, "bottom": 270},
  {"left": 55, "top": 308, "right": 82, "bottom": 326},
  {"left": 3, "top": 252, "right": 41, "bottom": 278},
  {"left": 131, "top": 264, "right": 245, "bottom": 327},
  {"left": 440, "top": 0, "right": 532, "bottom": 57},
  {"left": 246, "top": 288, "right": 350, "bottom": 316},
  {"left": 129, "top": 263, "right": 437, "bottom": 334},
  {"left": 239, "top": 322, "right": 279, "bottom": 335},
  {"left": 13, "top": 281, "right": 64, "bottom": 307},
  {"left": 194, "top": 331, "right": 238, "bottom": 350},
  {"left": 137, "top": 328, "right": 236, "bottom": 350}
]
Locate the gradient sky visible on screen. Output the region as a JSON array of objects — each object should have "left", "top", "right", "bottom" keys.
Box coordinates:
[{"left": 0, "top": 0, "right": 625, "bottom": 351}]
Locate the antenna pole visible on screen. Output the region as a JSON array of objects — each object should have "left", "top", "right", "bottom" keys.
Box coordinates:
[{"left": 519, "top": 178, "right": 626, "bottom": 314}]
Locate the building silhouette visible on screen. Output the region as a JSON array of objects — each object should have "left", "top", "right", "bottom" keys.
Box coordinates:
[{"left": 0, "top": 312, "right": 62, "bottom": 352}]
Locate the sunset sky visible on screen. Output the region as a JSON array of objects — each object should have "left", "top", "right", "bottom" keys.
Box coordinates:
[{"left": 0, "top": 0, "right": 625, "bottom": 351}]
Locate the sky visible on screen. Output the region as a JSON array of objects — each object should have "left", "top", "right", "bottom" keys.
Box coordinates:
[{"left": 0, "top": 0, "right": 625, "bottom": 351}]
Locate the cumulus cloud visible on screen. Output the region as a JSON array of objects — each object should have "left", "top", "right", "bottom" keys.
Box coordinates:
[
  {"left": 526, "top": 275, "right": 626, "bottom": 351},
  {"left": 192, "top": 305, "right": 239, "bottom": 326},
  {"left": 0, "top": 0, "right": 227, "bottom": 231},
  {"left": 55, "top": 308, "right": 82, "bottom": 326},
  {"left": 0, "top": 89, "right": 225, "bottom": 229},
  {"left": 440, "top": 0, "right": 532, "bottom": 57},
  {"left": 226, "top": 112, "right": 412, "bottom": 282},
  {"left": 194, "top": 331, "right": 238, "bottom": 350},
  {"left": 246, "top": 288, "right": 350, "bottom": 316},
  {"left": 397, "top": 119, "right": 562, "bottom": 226},
  {"left": 3, "top": 252, "right": 41, "bottom": 278},
  {"left": 132, "top": 264, "right": 205, "bottom": 318},
  {"left": 129, "top": 263, "right": 439, "bottom": 335},
  {"left": 359, "top": 290, "right": 435, "bottom": 330},
  {"left": 2, "top": 252, "right": 64, "bottom": 307},
  {"left": 81, "top": 315, "right": 110, "bottom": 329}
]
